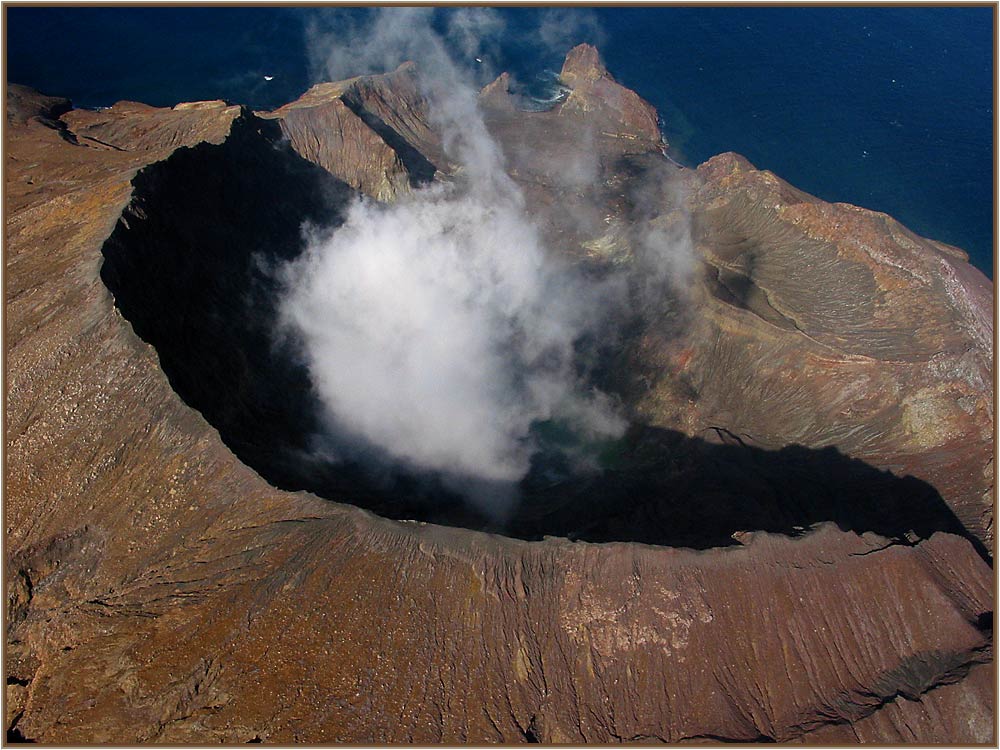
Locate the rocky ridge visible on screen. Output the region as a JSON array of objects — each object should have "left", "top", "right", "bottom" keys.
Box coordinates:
[{"left": 4, "top": 45, "right": 994, "bottom": 743}]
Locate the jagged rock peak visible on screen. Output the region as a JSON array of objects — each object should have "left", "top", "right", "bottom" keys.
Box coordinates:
[
  {"left": 482, "top": 70, "right": 511, "bottom": 93},
  {"left": 560, "top": 43, "right": 610, "bottom": 87},
  {"left": 478, "top": 71, "right": 515, "bottom": 109},
  {"left": 555, "top": 43, "right": 662, "bottom": 145}
]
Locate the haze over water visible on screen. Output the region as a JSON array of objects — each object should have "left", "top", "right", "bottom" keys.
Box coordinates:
[{"left": 7, "top": 6, "right": 993, "bottom": 276}]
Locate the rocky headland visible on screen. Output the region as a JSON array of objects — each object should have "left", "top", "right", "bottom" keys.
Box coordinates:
[{"left": 4, "top": 46, "right": 993, "bottom": 743}]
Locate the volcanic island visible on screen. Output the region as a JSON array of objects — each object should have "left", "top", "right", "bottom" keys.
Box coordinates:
[{"left": 5, "top": 45, "right": 994, "bottom": 743}]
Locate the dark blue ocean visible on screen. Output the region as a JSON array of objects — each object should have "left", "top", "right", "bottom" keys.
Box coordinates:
[{"left": 7, "top": 7, "right": 994, "bottom": 276}]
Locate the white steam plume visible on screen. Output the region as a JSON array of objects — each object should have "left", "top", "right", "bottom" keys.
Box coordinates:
[
  {"left": 283, "top": 9, "right": 631, "bottom": 515},
  {"left": 282, "top": 191, "right": 623, "bottom": 487}
]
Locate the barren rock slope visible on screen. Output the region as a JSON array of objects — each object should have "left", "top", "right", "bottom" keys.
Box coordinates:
[{"left": 5, "top": 47, "right": 993, "bottom": 743}]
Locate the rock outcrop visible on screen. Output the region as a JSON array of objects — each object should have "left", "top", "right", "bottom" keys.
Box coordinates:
[
  {"left": 258, "top": 62, "right": 441, "bottom": 201},
  {"left": 4, "top": 43, "right": 993, "bottom": 744},
  {"left": 558, "top": 43, "right": 661, "bottom": 144},
  {"left": 6, "top": 83, "right": 72, "bottom": 127}
]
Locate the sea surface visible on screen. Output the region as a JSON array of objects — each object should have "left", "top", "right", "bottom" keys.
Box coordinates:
[{"left": 7, "top": 6, "right": 994, "bottom": 276}]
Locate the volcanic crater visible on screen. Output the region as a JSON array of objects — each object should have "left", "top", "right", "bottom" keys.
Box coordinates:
[
  {"left": 97, "top": 109, "right": 986, "bottom": 559},
  {"left": 5, "top": 44, "right": 994, "bottom": 744}
]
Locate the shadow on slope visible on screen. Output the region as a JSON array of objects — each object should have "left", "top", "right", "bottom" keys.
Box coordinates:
[{"left": 517, "top": 424, "right": 991, "bottom": 563}]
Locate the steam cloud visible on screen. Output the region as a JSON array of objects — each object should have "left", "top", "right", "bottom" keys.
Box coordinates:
[{"left": 282, "top": 9, "right": 690, "bottom": 514}]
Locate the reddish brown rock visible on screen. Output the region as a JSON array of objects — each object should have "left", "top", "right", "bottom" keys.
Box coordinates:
[
  {"left": 259, "top": 80, "right": 412, "bottom": 202},
  {"left": 669, "top": 153, "right": 994, "bottom": 545},
  {"left": 6, "top": 83, "right": 71, "bottom": 126},
  {"left": 558, "top": 43, "right": 662, "bottom": 145},
  {"left": 339, "top": 61, "right": 447, "bottom": 170},
  {"left": 259, "top": 62, "right": 443, "bottom": 201},
  {"left": 4, "top": 41, "right": 993, "bottom": 745},
  {"left": 478, "top": 71, "right": 516, "bottom": 111},
  {"left": 61, "top": 98, "right": 241, "bottom": 152}
]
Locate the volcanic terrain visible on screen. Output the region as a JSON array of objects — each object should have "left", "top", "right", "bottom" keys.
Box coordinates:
[{"left": 4, "top": 45, "right": 994, "bottom": 743}]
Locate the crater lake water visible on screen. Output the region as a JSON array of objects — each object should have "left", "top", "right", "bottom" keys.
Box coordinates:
[{"left": 7, "top": 6, "right": 993, "bottom": 276}]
